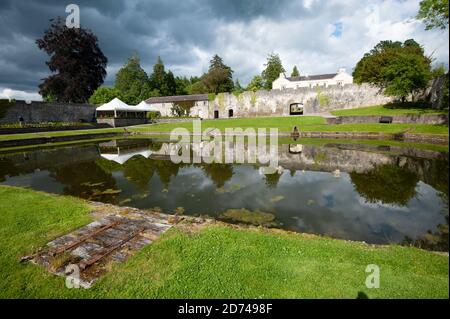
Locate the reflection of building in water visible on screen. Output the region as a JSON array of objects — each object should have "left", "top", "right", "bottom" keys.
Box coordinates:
[{"left": 99, "top": 139, "right": 153, "bottom": 164}]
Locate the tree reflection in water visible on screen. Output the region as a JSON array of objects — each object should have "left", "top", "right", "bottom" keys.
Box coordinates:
[
  {"left": 350, "top": 164, "right": 420, "bottom": 206},
  {"left": 200, "top": 163, "right": 234, "bottom": 188}
]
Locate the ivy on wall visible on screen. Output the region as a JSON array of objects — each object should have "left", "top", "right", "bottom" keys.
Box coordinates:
[{"left": 316, "top": 88, "right": 330, "bottom": 107}]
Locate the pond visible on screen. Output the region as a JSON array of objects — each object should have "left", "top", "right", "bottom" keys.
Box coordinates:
[{"left": 1, "top": 138, "right": 448, "bottom": 251}]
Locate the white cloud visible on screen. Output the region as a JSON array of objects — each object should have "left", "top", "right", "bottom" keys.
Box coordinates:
[
  {"left": 0, "top": 88, "right": 42, "bottom": 101},
  {"left": 205, "top": 0, "right": 449, "bottom": 84}
]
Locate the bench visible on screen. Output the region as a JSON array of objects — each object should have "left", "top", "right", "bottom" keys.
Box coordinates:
[{"left": 379, "top": 116, "right": 393, "bottom": 124}]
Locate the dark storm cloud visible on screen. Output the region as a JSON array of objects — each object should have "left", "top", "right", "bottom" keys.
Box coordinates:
[
  {"left": 0, "top": 0, "right": 448, "bottom": 97},
  {"left": 0, "top": 0, "right": 306, "bottom": 92}
]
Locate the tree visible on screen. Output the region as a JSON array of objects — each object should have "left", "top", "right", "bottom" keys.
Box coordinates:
[
  {"left": 261, "top": 53, "right": 285, "bottom": 90},
  {"left": 291, "top": 65, "right": 300, "bottom": 77},
  {"left": 189, "top": 80, "right": 209, "bottom": 94},
  {"left": 36, "top": 17, "right": 107, "bottom": 103},
  {"left": 89, "top": 87, "right": 122, "bottom": 105},
  {"left": 162, "top": 70, "right": 177, "bottom": 96},
  {"left": 416, "top": 0, "right": 449, "bottom": 30},
  {"left": 202, "top": 54, "right": 234, "bottom": 94},
  {"left": 149, "top": 56, "right": 167, "bottom": 94},
  {"left": 175, "top": 76, "right": 190, "bottom": 95},
  {"left": 233, "top": 79, "right": 244, "bottom": 94},
  {"left": 115, "top": 56, "right": 151, "bottom": 105},
  {"left": 246, "top": 75, "right": 264, "bottom": 92},
  {"left": 353, "top": 39, "right": 431, "bottom": 101}
]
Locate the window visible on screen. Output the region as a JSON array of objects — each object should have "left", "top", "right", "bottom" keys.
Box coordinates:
[{"left": 289, "top": 103, "right": 304, "bottom": 115}]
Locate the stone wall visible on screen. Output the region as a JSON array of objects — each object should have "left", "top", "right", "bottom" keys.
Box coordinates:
[
  {"left": 327, "top": 114, "right": 449, "bottom": 125},
  {"left": 204, "top": 84, "right": 393, "bottom": 119},
  {"left": 0, "top": 100, "right": 96, "bottom": 124},
  {"left": 96, "top": 118, "right": 148, "bottom": 127}
]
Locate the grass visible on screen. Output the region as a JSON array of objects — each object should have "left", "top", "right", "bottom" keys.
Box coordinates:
[
  {"left": 0, "top": 127, "right": 122, "bottom": 141},
  {"left": 0, "top": 115, "right": 448, "bottom": 143},
  {"left": 0, "top": 185, "right": 448, "bottom": 298},
  {"left": 131, "top": 118, "right": 449, "bottom": 135},
  {"left": 331, "top": 104, "right": 448, "bottom": 116}
]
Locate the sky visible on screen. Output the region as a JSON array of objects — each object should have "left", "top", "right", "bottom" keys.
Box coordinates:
[{"left": 0, "top": 0, "right": 448, "bottom": 101}]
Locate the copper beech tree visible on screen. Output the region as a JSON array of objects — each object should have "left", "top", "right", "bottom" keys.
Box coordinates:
[{"left": 36, "top": 17, "right": 107, "bottom": 103}]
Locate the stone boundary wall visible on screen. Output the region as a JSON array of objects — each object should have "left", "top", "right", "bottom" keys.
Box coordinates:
[
  {"left": 0, "top": 100, "right": 96, "bottom": 124},
  {"left": 205, "top": 84, "right": 393, "bottom": 119},
  {"left": 326, "top": 114, "right": 449, "bottom": 125},
  {"left": 0, "top": 124, "right": 110, "bottom": 135}
]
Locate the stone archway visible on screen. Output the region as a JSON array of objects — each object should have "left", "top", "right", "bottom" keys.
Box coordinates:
[{"left": 289, "top": 103, "right": 304, "bottom": 115}]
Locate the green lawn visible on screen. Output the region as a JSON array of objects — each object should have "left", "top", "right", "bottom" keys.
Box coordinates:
[
  {"left": 0, "top": 116, "right": 448, "bottom": 143},
  {"left": 0, "top": 127, "right": 122, "bottom": 141},
  {"left": 131, "top": 118, "right": 449, "bottom": 135},
  {"left": 0, "top": 185, "right": 448, "bottom": 298},
  {"left": 331, "top": 104, "right": 448, "bottom": 116}
]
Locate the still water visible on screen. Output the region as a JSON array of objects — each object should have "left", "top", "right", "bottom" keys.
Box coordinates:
[{"left": 1, "top": 138, "right": 448, "bottom": 251}]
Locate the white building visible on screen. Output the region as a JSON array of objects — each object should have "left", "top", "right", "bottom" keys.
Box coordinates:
[
  {"left": 272, "top": 68, "right": 353, "bottom": 90},
  {"left": 145, "top": 94, "right": 210, "bottom": 118}
]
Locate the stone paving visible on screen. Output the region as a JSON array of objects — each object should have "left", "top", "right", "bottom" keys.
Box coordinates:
[{"left": 23, "top": 202, "right": 189, "bottom": 288}]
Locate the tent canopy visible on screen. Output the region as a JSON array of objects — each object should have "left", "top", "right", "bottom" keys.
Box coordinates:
[{"left": 96, "top": 98, "right": 153, "bottom": 112}]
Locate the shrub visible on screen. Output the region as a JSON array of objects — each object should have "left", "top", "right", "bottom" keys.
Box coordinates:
[{"left": 146, "top": 111, "right": 161, "bottom": 121}]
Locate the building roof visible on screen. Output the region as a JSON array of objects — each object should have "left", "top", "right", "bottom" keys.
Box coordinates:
[
  {"left": 96, "top": 98, "right": 153, "bottom": 112},
  {"left": 145, "top": 94, "right": 209, "bottom": 104},
  {"left": 287, "top": 73, "right": 338, "bottom": 82}
]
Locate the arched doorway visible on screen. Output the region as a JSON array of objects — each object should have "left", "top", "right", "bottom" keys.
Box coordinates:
[
  {"left": 289, "top": 103, "right": 304, "bottom": 115},
  {"left": 214, "top": 110, "right": 219, "bottom": 119},
  {"left": 228, "top": 109, "right": 234, "bottom": 118}
]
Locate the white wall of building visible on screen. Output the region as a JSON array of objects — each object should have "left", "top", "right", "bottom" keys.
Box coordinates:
[{"left": 272, "top": 68, "right": 353, "bottom": 90}]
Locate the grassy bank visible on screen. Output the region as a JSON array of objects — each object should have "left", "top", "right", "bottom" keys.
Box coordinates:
[
  {"left": 131, "top": 117, "right": 449, "bottom": 135},
  {"left": 331, "top": 104, "right": 448, "bottom": 116},
  {"left": 0, "top": 116, "right": 448, "bottom": 143},
  {"left": 0, "top": 185, "right": 448, "bottom": 298}
]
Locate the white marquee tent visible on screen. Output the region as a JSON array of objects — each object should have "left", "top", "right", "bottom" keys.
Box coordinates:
[{"left": 95, "top": 98, "right": 154, "bottom": 115}]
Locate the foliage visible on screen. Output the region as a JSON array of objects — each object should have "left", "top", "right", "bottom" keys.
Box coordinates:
[
  {"left": 353, "top": 39, "right": 432, "bottom": 100},
  {"left": 431, "top": 64, "right": 446, "bottom": 78},
  {"left": 316, "top": 88, "right": 330, "bottom": 106},
  {"left": 115, "top": 56, "right": 152, "bottom": 105},
  {"left": 201, "top": 55, "right": 234, "bottom": 94},
  {"left": 291, "top": 65, "right": 300, "bottom": 77},
  {"left": 208, "top": 93, "right": 216, "bottom": 102},
  {"left": 175, "top": 76, "right": 191, "bottom": 95},
  {"left": 350, "top": 164, "right": 420, "bottom": 206},
  {"left": 36, "top": 17, "right": 107, "bottom": 103},
  {"left": 146, "top": 111, "right": 161, "bottom": 121},
  {"left": 189, "top": 80, "right": 209, "bottom": 94},
  {"left": 416, "top": 0, "right": 449, "bottom": 30},
  {"left": 233, "top": 79, "right": 244, "bottom": 95},
  {"left": 171, "top": 101, "right": 195, "bottom": 117},
  {"left": 261, "top": 53, "right": 285, "bottom": 90},
  {"left": 0, "top": 99, "right": 15, "bottom": 119},
  {"left": 149, "top": 56, "right": 166, "bottom": 93},
  {"left": 246, "top": 75, "right": 264, "bottom": 92},
  {"left": 89, "top": 87, "right": 122, "bottom": 105}
]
